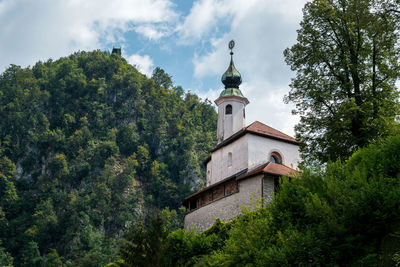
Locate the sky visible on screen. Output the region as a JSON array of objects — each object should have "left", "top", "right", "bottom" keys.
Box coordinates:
[{"left": 0, "top": 0, "right": 309, "bottom": 136}]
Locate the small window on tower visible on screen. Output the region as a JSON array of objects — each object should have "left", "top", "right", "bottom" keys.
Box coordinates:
[
  {"left": 228, "top": 152, "right": 232, "bottom": 167},
  {"left": 225, "top": 104, "right": 232, "bottom": 114},
  {"left": 243, "top": 109, "right": 245, "bottom": 118}
]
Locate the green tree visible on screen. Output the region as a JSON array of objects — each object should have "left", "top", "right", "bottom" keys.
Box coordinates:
[
  {"left": 0, "top": 241, "right": 13, "bottom": 267},
  {"left": 20, "top": 241, "right": 43, "bottom": 267},
  {"left": 284, "top": 0, "right": 400, "bottom": 163},
  {"left": 117, "top": 216, "right": 167, "bottom": 267},
  {"left": 45, "top": 249, "right": 65, "bottom": 267},
  {"left": 152, "top": 67, "right": 173, "bottom": 89}
]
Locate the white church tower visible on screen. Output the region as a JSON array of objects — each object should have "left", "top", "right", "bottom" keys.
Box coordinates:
[{"left": 215, "top": 40, "right": 249, "bottom": 144}]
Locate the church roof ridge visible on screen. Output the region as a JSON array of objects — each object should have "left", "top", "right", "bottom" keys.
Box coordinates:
[
  {"left": 245, "top": 121, "right": 298, "bottom": 144},
  {"left": 209, "top": 121, "right": 298, "bottom": 154}
]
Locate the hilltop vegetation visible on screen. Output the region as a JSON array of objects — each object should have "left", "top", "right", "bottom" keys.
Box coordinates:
[{"left": 0, "top": 51, "right": 217, "bottom": 266}]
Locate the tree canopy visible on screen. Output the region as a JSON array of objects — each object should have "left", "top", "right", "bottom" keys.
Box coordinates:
[{"left": 284, "top": 0, "right": 400, "bottom": 163}]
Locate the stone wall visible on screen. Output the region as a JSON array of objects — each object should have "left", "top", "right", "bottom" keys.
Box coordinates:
[
  {"left": 262, "top": 175, "right": 276, "bottom": 206},
  {"left": 184, "top": 174, "right": 263, "bottom": 232}
]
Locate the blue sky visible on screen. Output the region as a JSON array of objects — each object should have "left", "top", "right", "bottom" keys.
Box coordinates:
[{"left": 0, "top": 0, "right": 308, "bottom": 136}]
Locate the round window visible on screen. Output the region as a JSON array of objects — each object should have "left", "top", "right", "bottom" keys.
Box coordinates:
[{"left": 269, "top": 153, "right": 282, "bottom": 164}]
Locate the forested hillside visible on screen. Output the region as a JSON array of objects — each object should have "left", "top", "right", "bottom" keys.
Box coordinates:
[{"left": 0, "top": 51, "right": 217, "bottom": 266}]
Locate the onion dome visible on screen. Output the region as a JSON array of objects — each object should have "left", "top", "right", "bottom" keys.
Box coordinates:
[{"left": 220, "top": 40, "right": 244, "bottom": 98}]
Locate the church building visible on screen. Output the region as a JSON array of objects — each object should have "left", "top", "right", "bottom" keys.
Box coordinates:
[{"left": 183, "top": 41, "right": 300, "bottom": 232}]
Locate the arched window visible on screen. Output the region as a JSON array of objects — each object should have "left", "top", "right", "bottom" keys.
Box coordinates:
[
  {"left": 228, "top": 152, "right": 232, "bottom": 167},
  {"left": 225, "top": 104, "right": 232, "bottom": 115},
  {"left": 269, "top": 152, "right": 282, "bottom": 164}
]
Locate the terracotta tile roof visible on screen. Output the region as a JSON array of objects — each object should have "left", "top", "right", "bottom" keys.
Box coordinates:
[
  {"left": 238, "top": 162, "right": 299, "bottom": 180},
  {"left": 183, "top": 168, "right": 247, "bottom": 201},
  {"left": 183, "top": 162, "right": 298, "bottom": 205},
  {"left": 246, "top": 121, "right": 298, "bottom": 144},
  {"left": 210, "top": 121, "right": 298, "bottom": 153}
]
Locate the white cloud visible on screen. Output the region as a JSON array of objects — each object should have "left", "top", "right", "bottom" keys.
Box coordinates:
[
  {"left": 127, "top": 54, "right": 154, "bottom": 77},
  {"left": 192, "top": 87, "right": 220, "bottom": 104},
  {"left": 177, "top": 0, "right": 225, "bottom": 42},
  {"left": 135, "top": 24, "right": 169, "bottom": 40},
  {"left": 243, "top": 82, "right": 300, "bottom": 137},
  {"left": 186, "top": 0, "right": 308, "bottom": 136},
  {"left": 0, "top": 0, "right": 178, "bottom": 72},
  {"left": 177, "top": 0, "right": 302, "bottom": 43}
]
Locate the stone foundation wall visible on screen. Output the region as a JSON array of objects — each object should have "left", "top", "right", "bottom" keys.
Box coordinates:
[
  {"left": 184, "top": 174, "right": 263, "bottom": 232},
  {"left": 262, "top": 175, "right": 275, "bottom": 206}
]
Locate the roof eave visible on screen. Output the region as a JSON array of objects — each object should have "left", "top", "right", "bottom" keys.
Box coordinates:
[
  {"left": 183, "top": 163, "right": 299, "bottom": 204},
  {"left": 211, "top": 130, "right": 299, "bottom": 154},
  {"left": 214, "top": 95, "right": 249, "bottom": 106},
  {"left": 246, "top": 130, "right": 299, "bottom": 146}
]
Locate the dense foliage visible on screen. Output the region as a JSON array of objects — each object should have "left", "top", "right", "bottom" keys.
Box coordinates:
[
  {"left": 114, "top": 133, "right": 400, "bottom": 266},
  {"left": 0, "top": 51, "right": 217, "bottom": 266},
  {"left": 284, "top": 0, "right": 400, "bottom": 164}
]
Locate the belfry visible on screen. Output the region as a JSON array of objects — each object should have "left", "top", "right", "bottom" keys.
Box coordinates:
[{"left": 183, "top": 41, "right": 300, "bottom": 232}]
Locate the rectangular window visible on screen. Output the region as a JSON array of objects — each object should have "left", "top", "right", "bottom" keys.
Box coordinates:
[
  {"left": 213, "top": 185, "right": 224, "bottom": 200},
  {"left": 202, "top": 191, "right": 213, "bottom": 205},
  {"left": 225, "top": 180, "right": 237, "bottom": 195}
]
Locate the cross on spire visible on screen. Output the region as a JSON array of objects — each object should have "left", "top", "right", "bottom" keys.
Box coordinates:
[{"left": 229, "top": 40, "right": 235, "bottom": 56}]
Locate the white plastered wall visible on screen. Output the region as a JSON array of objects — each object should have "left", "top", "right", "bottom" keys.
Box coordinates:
[
  {"left": 206, "top": 161, "right": 211, "bottom": 185},
  {"left": 216, "top": 97, "right": 246, "bottom": 143},
  {"left": 206, "top": 133, "right": 300, "bottom": 186},
  {"left": 207, "top": 135, "right": 248, "bottom": 186},
  {"left": 247, "top": 134, "right": 300, "bottom": 169}
]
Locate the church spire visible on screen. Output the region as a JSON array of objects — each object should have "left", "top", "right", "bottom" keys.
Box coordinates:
[
  {"left": 215, "top": 40, "right": 249, "bottom": 144},
  {"left": 220, "top": 40, "right": 244, "bottom": 97}
]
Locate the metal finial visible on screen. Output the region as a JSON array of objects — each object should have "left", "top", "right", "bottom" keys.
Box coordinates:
[{"left": 229, "top": 40, "right": 235, "bottom": 55}]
